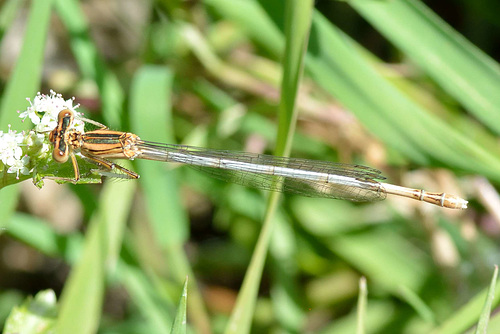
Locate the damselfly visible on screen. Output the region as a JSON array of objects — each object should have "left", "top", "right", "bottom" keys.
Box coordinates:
[{"left": 48, "top": 109, "right": 468, "bottom": 209}]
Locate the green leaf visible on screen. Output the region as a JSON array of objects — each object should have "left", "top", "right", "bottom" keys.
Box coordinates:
[{"left": 3, "top": 290, "right": 57, "bottom": 334}]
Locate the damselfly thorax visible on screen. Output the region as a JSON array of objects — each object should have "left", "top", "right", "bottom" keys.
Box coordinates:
[{"left": 48, "top": 109, "right": 140, "bottom": 180}]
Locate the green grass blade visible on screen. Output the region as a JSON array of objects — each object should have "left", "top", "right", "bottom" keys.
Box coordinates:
[
  {"left": 170, "top": 278, "right": 188, "bottom": 334},
  {"left": 129, "top": 65, "right": 211, "bottom": 334},
  {"left": 204, "top": 0, "right": 424, "bottom": 162},
  {"left": 397, "top": 285, "right": 435, "bottom": 324},
  {"left": 129, "top": 66, "right": 188, "bottom": 246},
  {"left": 350, "top": 0, "right": 500, "bottom": 135},
  {"left": 305, "top": 12, "right": 500, "bottom": 179},
  {"left": 483, "top": 312, "right": 500, "bottom": 334},
  {"left": 205, "top": 1, "right": 500, "bottom": 180},
  {"left": 54, "top": 0, "right": 125, "bottom": 127},
  {"left": 7, "top": 213, "right": 82, "bottom": 260},
  {"left": 204, "top": 0, "right": 284, "bottom": 55},
  {"left": 0, "top": 0, "right": 54, "bottom": 231},
  {"left": 55, "top": 218, "right": 107, "bottom": 334},
  {"left": 55, "top": 180, "right": 136, "bottom": 334},
  {"left": 319, "top": 301, "right": 396, "bottom": 334},
  {"left": 0, "top": 0, "right": 26, "bottom": 41},
  {"left": 0, "top": 0, "right": 53, "bottom": 128},
  {"left": 118, "top": 264, "right": 173, "bottom": 333},
  {"left": 474, "top": 266, "right": 498, "bottom": 334},
  {"left": 224, "top": 1, "right": 313, "bottom": 333},
  {"left": 356, "top": 277, "right": 368, "bottom": 334},
  {"left": 0, "top": 187, "right": 20, "bottom": 230},
  {"left": 8, "top": 209, "right": 175, "bottom": 334},
  {"left": 330, "top": 229, "right": 430, "bottom": 293},
  {"left": 274, "top": 0, "right": 312, "bottom": 156},
  {"left": 268, "top": 216, "right": 306, "bottom": 332},
  {"left": 431, "top": 275, "right": 500, "bottom": 334}
]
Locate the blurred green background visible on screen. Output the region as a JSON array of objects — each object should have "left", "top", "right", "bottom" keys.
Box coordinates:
[{"left": 1, "top": 0, "right": 500, "bottom": 333}]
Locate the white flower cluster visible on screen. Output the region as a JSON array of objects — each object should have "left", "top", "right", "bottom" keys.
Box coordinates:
[
  {"left": 0, "top": 127, "right": 30, "bottom": 179},
  {"left": 0, "top": 90, "right": 81, "bottom": 180},
  {"left": 19, "top": 90, "right": 83, "bottom": 132}
]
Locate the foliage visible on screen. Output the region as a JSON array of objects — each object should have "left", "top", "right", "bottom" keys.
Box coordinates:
[{"left": 0, "top": 0, "right": 499, "bottom": 333}]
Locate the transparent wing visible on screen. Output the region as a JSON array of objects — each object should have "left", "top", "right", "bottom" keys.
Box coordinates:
[
  {"left": 135, "top": 141, "right": 387, "bottom": 202},
  {"left": 188, "top": 166, "right": 385, "bottom": 202}
]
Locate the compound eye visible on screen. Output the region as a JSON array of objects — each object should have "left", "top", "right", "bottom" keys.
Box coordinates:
[
  {"left": 52, "top": 147, "right": 69, "bottom": 163},
  {"left": 58, "top": 109, "right": 73, "bottom": 120}
]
